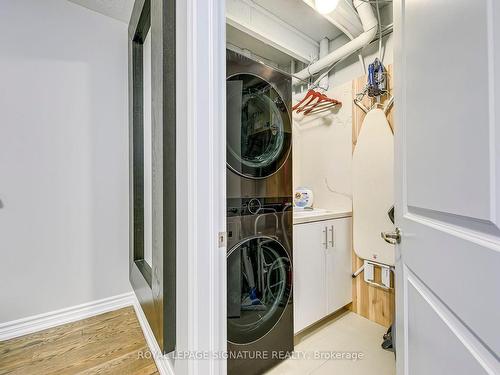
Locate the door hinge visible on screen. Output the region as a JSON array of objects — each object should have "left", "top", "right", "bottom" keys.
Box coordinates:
[{"left": 218, "top": 231, "right": 227, "bottom": 248}]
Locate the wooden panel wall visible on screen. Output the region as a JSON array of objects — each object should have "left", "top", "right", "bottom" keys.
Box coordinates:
[{"left": 350, "top": 65, "right": 395, "bottom": 328}]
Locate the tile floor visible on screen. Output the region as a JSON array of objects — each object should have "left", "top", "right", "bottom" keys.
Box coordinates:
[{"left": 266, "top": 312, "right": 396, "bottom": 375}]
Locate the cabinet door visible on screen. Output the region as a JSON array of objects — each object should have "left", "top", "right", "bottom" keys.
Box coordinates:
[
  {"left": 326, "top": 217, "right": 353, "bottom": 315},
  {"left": 293, "top": 221, "right": 327, "bottom": 333}
]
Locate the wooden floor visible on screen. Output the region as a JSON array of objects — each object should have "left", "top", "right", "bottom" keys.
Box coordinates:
[{"left": 0, "top": 307, "right": 158, "bottom": 375}]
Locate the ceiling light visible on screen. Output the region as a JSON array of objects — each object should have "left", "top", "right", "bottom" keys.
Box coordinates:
[{"left": 315, "top": 0, "right": 340, "bottom": 14}]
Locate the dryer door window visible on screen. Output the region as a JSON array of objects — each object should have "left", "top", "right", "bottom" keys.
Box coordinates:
[
  {"left": 227, "top": 237, "right": 292, "bottom": 345},
  {"left": 227, "top": 74, "right": 291, "bottom": 179}
]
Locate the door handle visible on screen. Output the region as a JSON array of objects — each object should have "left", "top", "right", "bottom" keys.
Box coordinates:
[
  {"left": 328, "top": 225, "right": 334, "bottom": 248},
  {"left": 323, "top": 227, "right": 328, "bottom": 249},
  {"left": 381, "top": 227, "right": 401, "bottom": 245}
]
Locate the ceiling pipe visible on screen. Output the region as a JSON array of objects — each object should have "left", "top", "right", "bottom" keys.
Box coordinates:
[
  {"left": 293, "top": 0, "right": 378, "bottom": 84},
  {"left": 318, "top": 37, "right": 330, "bottom": 89}
]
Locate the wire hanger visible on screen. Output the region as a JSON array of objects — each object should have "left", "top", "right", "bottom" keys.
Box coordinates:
[{"left": 354, "top": 89, "right": 393, "bottom": 115}]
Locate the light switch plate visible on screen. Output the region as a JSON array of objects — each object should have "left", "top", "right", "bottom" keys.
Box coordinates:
[{"left": 218, "top": 231, "right": 227, "bottom": 248}]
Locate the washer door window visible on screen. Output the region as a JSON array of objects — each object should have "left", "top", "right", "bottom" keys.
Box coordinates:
[
  {"left": 227, "top": 74, "right": 291, "bottom": 179},
  {"left": 227, "top": 237, "right": 292, "bottom": 345}
]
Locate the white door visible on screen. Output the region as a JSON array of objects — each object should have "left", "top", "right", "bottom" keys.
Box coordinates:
[{"left": 394, "top": 1, "right": 500, "bottom": 374}]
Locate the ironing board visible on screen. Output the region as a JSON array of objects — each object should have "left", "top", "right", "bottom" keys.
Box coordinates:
[{"left": 352, "top": 108, "right": 395, "bottom": 266}]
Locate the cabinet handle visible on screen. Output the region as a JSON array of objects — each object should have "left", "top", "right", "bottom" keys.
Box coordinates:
[
  {"left": 329, "top": 225, "right": 334, "bottom": 248},
  {"left": 323, "top": 227, "right": 328, "bottom": 249}
]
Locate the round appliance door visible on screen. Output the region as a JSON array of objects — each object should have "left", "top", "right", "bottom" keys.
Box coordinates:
[
  {"left": 226, "top": 74, "right": 291, "bottom": 179},
  {"left": 227, "top": 237, "right": 292, "bottom": 345}
]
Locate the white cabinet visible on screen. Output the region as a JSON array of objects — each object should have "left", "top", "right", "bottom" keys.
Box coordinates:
[
  {"left": 293, "top": 217, "right": 352, "bottom": 334},
  {"left": 325, "top": 218, "right": 353, "bottom": 315},
  {"left": 293, "top": 220, "right": 327, "bottom": 333}
]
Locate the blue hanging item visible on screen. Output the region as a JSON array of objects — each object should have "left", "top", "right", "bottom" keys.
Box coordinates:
[{"left": 367, "top": 58, "right": 386, "bottom": 98}]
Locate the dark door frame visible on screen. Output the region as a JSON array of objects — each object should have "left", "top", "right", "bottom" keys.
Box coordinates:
[{"left": 128, "top": 0, "right": 176, "bottom": 354}]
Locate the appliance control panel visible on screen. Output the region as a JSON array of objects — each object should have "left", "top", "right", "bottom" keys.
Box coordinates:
[{"left": 227, "top": 197, "right": 292, "bottom": 217}]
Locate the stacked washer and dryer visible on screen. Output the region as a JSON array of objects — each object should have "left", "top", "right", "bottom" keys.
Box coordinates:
[{"left": 226, "top": 50, "right": 294, "bottom": 375}]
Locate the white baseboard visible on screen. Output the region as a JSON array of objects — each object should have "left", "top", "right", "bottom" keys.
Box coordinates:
[
  {"left": 131, "top": 302, "right": 175, "bottom": 375},
  {"left": 0, "top": 291, "right": 175, "bottom": 374},
  {"left": 0, "top": 292, "right": 136, "bottom": 341}
]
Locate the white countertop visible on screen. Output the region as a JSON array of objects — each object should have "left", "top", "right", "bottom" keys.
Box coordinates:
[{"left": 293, "top": 207, "right": 352, "bottom": 225}]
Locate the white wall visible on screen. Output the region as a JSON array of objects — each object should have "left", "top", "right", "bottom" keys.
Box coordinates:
[
  {"left": 293, "top": 81, "right": 353, "bottom": 212},
  {"left": 0, "top": 0, "right": 130, "bottom": 323},
  {"left": 293, "top": 6, "right": 393, "bottom": 211}
]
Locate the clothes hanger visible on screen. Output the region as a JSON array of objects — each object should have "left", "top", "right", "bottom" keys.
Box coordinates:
[
  {"left": 293, "top": 89, "right": 318, "bottom": 113},
  {"left": 293, "top": 90, "right": 342, "bottom": 115},
  {"left": 292, "top": 57, "right": 342, "bottom": 115},
  {"left": 293, "top": 72, "right": 342, "bottom": 115}
]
